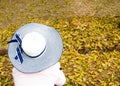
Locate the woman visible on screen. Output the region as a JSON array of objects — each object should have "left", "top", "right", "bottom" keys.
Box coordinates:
[{"left": 8, "top": 23, "right": 66, "bottom": 86}]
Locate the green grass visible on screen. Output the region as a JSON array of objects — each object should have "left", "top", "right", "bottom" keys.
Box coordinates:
[{"left": 0, "top": 0, "right": 120, "bottom": 86}]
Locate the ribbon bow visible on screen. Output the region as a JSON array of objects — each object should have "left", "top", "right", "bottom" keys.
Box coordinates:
[{"left": 8, "top": 34, "right": 23, "bottom": 64}]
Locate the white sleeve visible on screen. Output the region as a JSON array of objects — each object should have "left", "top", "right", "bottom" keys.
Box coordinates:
[
  {"left": 12, "top": 68, "right": 55, "bottom": 86},
  {"left": 54, "top": 63, "right": 66, "bottom": 86},
  {"left": 55, "top": 69, "right": 66, "bottom": 86}
]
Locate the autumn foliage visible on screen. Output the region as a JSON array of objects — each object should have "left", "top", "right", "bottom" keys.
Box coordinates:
[{"left": 0, "top": 0, "right": 120, "bottom": 86}]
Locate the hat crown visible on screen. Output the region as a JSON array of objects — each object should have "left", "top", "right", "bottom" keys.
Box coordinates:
[{"left": 21, "top": 32, "right": 46, "bottom": 57}]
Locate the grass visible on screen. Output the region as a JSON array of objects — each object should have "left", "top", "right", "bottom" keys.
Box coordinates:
[{"left": 0, "top": 0, "right": 120, "bottom": 86}]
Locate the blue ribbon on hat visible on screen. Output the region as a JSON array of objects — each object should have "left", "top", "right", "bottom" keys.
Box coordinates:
[{"left": 8, "top": 34, "right": 23, "bottom": 64}]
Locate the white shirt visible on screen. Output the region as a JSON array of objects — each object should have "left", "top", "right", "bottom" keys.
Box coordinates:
[{"left": 12, "top": 62, "right": 66, "bottom": 86}]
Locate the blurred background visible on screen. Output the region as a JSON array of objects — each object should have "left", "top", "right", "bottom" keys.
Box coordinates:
[{"left": 0, "top": 0, "right": 120, "bottom": 86}]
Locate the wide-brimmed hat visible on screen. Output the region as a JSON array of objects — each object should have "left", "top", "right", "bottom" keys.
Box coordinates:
[{"left": 8, "top": 23, "right": 63, "bottom": 73}]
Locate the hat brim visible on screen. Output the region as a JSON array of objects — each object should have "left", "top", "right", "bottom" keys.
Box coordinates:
[{"left": 8, "top": 23, "right": 63, "bottom": 73}]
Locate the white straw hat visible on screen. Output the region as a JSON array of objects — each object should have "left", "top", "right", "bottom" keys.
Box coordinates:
[{"left": 8, "top": 23, "right": 63, "bottom": 73}]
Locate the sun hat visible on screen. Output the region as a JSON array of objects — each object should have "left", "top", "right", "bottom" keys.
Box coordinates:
[{"left": 8, "top": 23, "right": 63, "bottom": 73}]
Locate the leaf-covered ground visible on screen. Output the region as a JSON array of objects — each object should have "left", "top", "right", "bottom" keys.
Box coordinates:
[{"left": 0, "top": 0, "right": 120, "bottom": 86}]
